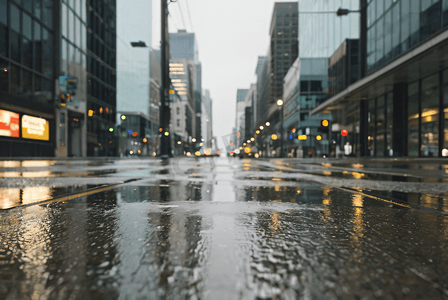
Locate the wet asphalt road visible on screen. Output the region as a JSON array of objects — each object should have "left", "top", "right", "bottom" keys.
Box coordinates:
[{"left": 1, "top": 157, "right": 448, "bottom": 299}]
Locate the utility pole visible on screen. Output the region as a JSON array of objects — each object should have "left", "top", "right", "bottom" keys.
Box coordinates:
[{"left": 159, "top": 0, "right": 172, "bottom": 157}]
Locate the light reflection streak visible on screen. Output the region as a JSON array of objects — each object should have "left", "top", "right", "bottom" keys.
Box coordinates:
[
  {"left": 22, "top": 187, "right": 52, "bottom": 205},
  {"left": 270, "top": 212, "right": 279, "bottom": 231},
  {"left": 0, "top": 188, "right": 20, "bottom": 209},
  {"left": 350, "top": 194, "right": 365, "bottom": 261}
]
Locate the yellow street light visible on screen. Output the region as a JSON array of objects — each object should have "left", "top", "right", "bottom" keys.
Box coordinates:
[
  {"left": 316, "top": 135, "right": 322, "bottom": 141},
  {"left": 271, "top": 134, "right": 278, "bottom": 140},
  {"left": 250, "top": 137, "right": 255, "bottom": 141},
  {"left": 277, "top": 99, "right": 283, "bottom": 106},
  {"left": 266, "top": 122, "right": 270, "bottom": 126},
  {"left": 256, "top": 130, "right": 260, "bottom": 135},
  {"left": 260, "top": 125, "right": 264, "bottom": 130}
]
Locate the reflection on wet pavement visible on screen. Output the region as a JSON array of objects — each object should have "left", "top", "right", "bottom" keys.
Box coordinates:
[{"left": 1, "top": 157, "right": 448, "bottom": 298}]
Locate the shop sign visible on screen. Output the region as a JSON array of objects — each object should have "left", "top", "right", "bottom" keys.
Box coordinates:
[
  {"left": 22, "top": 115, "right": 50, "bottom": 141},
  {"left": 0, "top": 109, "right": 20, "bottom": 138}
]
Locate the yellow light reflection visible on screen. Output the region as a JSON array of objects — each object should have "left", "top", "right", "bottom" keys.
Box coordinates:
[
  {"left": 321, "top": 163, "right": 332, "bottom": 167},
  {"left": 0, "top": 161, "right": 21, "bottom": 167},
  {"left": 22, "top": 187, "right": 52, "bottom": 205},
  {"left": 21, "top": 161, "right": 54, "bottom": 167},
  {"left": 270, "top": 212, "right": 279, "bottom": 231},
  {"left": 243, "top": 163, "right": 250, "bottom": 167},
  {"left": 322, "top": 171, "right": 332, "bottom": 176},
  {"left": 0, "top": 188, "right": 21, "bottom": 209},
  {"left": 0, "top": 172, "right": 21, "bottom": 177},
  {"left": 323, "top": 199, "right": 330, "bottom": 205},
  {"left": 322, "top": 186, "right": 332, "bottom": 197},
  {"left": 352, "top": 172, "right": 366, "bottom": 179},
  {"left": 21, "top": 171, "right": 51, "bottom": 177},
  {"left": 271, "top": 178, "right": 282, "bottom": 181},
  {"left": 274, "top": 186, "right": 281, "bottom": 192},
  {"left": 350, "top": 194, "right": 365, "bottom": 262},
  {"left": 352, "top": 164, "right": 364, "bottom": 168}
]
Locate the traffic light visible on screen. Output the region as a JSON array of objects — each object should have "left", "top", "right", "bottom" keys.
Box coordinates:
[{"left": 59, "top": 94, "right": 66, "bottom": 107}]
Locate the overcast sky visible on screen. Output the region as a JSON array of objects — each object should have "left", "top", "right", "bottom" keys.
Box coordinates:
[{"left": 151, "top": 0, "right": 297, "bottom": 149}]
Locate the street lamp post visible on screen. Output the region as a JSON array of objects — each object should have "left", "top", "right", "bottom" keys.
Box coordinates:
[
  {"left": 159, "top": 0, "right": 172, "bottom": 157},
  {"left": 277, "top": 99, "right": 284, "bottom": 158}
]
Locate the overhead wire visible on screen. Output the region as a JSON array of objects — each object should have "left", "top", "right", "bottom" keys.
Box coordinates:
[
  {"left": 184, "top": 0, "right": 194, "bottom": 32},
  {"left": 176, "top": 0, "right": 188, "bottom": 30}
]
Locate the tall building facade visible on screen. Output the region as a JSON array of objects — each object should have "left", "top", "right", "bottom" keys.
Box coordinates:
[
  {"left": 85, "top": 0, "right": 117, "bottom": 156},
  {"left": 115, "top": 0, "right": 152, "bottom": 157},
  {"left": 280, "top": 0, "right": 359, "bottom": 157},
  {"left": 312, "top": 0, "right": 448, "bottom": 158},
  {"left": 169, "top": 30, "right": 202, "bottom": 149},
  {"left": 235, "top": 89, "right": 248, "bottom": 147},
  {"left": 0, "top": 0, "right": 107, "bottom": 157},
  {"left": 201, "top": 89, "right": 213, "bottom": 147},
  {"left": 254, "top": 2, "right": 298, "bottom": 157}
]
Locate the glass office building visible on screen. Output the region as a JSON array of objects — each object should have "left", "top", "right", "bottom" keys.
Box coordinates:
[
  {"left": 0, "top": 0, "right": 55, "bottom": 157},
  {"left": 312, "top": 0, "right": 448, "bottom": 158},
  {"left": 86, "top": 0, "right": 117, "bottom": 156}
]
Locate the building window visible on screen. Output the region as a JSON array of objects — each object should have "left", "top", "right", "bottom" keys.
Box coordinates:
[
  {"left": 408, "top": 81, "right": 419, "bottom": 157},
  {"left": 176, "top": 107, "right": 180, "bottom": 115},
  {"left": 421, "top": 74, "right": 439, "bottom": 157},
  {"left": 376, "top": 96, "right": 386, "bottom": 157},
  {"left": 443, "top": 69, "right": 448, "bottom": 155},
  {"left": 177, "top": 119, "right": 180, "bottom": 127}
]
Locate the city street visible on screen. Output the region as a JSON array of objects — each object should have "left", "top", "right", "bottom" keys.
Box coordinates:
[{"left": 1, "top": 157, "right": 448, "bottom": 299}]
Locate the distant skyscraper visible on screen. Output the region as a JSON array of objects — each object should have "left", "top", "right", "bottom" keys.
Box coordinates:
[
  {"left": 169, "top": 30, "right": 202, "bottom": 145},
  {"left": 235, "top": 89, "right": 249, "bottom": 147},
  {"left": 116, "top": 0, "right": 152, "bottom": 115}
]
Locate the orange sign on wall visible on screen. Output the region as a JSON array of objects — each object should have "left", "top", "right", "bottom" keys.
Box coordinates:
[
  {"left": 22, "top": 115, "right": 50, "bottom": 141},
  {"left": 0, "top": 109, "right": 20, "bottom": 138}
]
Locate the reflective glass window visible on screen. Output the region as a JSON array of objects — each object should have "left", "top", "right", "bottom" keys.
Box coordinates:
[
  {"left": 22, "top": 37, "right": 32, "bottom": 69},
  {"left": 68, "top": 9, "right": 74, "bottom": 42},
  {"left": 376, "top": 16, "right": 384, "bottom": 64},
  {"left": 81, "top": 23, "right": 86, "bottom": 52},
  {"left": 68, "top": 43, "right": 74, "bottom": 76},
  {"left": 408, "top": 81, "right": 419, "bottom": 156},
  {"left": 401, "top": 0, "right": 410, "bottom": 53},
  {"left": 62, "top": 4, "right": 67, "bottom": 38},
  {"left": 377, "top": 0, "right": 384, "bottom": 18},
  {"left": 42, "top": 28, "right": 53, "bottom": 78},
  {"left": 61, "top": 39, "right": 67, "bottom": 76},
  {"left": 386, "top": 92, "right": 393, "bottom": 156},
  {"left": 421, "top": 0, "right": 441, "bottom": 40},
  {"left": 0, "top": 58, "right": 8, "bottom": 92},
  {"left": 34, "top": 21, "right": 42, "bottom": 72},
  {"left": 410, "top": 0, "right": 420, "bottom": 47},
  {"left": 376, "top": 96, "right": 385, "bottom": 156},
  {"left": 22, "top": 69, "right": 31, "bottom": 95},
  {"left": 367, "top": 2, "right": 375, "bottom": 28},
  {"left": 23, "top": 0, "right": 32, "bottom": 12},
  {"left": 385, "top": 0, "right": 393, "bottom": 10},
  {"left": 33, "top": 0, "right": 42, "bottom": 19},
  {"left": 0, "top": 22, "right": 7, "bottom": 57},
  {"left": 444, "top": 0, "right": 448, "bottom": 27},
  {"left": 81, "top": 0, "right": 86, "bottom": 22},
  {"left": 368, "top": 99, "right": 376, "bottom": 156},
  {"left": 443, "top": 69, "right": 448, "bottom": 155},
  {"left": 392, "top": 3, "right": 401, "bottom": 57},
  {"left": 0, "top": 0, "right": 6, "bottom": 25},
  {"left": 10, "top": 30, "right": 20, "bottom": 62},
  {"left": 75, "top": 17, "right": 81, "bottom": 48},
  {"left": 42, "top": 78, "right": 52, "bottom": 101},
  {"left": 10, "top": 65, "right": 19, "bottom": 94},
  {"left": 11, "top": 4, "right": 21, "bottom": 33},
  {"left": 384, "top": 10, "right": 392, "bottom": 60},
  {"left": 421, "top": 74, "right": 439, "bottom": 157},
  {"left": 22, "top": 13, "right": 32, "bottom": 40},
  {"left": 42, "top": 0, "right": 53, "bottom": 29}
]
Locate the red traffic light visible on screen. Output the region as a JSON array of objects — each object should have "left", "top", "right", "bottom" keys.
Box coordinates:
[{"left": 341, "top": 129, "right": 348, "bottom": 136}]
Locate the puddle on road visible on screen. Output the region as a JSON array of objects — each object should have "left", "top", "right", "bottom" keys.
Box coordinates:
[{"left": 0, "top": 185, "right": 105, "bottom": 209}]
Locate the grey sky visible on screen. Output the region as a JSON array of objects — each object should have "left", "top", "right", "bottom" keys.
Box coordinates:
[{"left": 152, "top": 0, "right": 297, "bottom": 149}]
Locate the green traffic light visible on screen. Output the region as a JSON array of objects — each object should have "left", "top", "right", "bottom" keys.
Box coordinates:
[
  {"left": 109, "top": 128, "right": 114, "bottom": 132},
  {"left": 164, "top": 131, "right": 169, "bottom": 136}
]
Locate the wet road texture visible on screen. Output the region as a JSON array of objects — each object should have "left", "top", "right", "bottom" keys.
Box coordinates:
[{"left": 1, "top": 157, "right": 448, "bottom": 300}]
